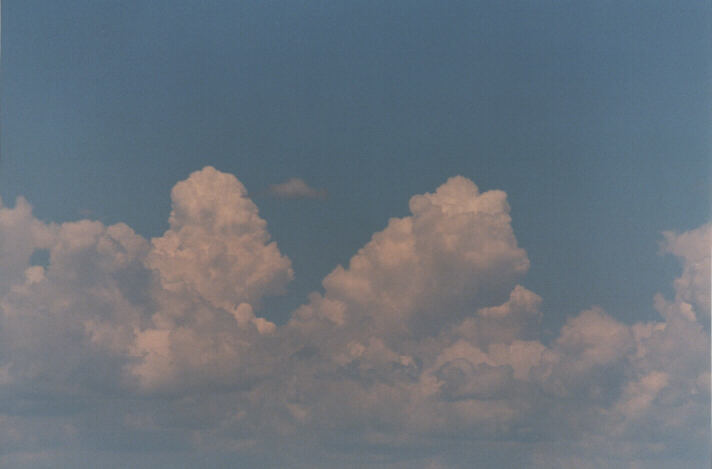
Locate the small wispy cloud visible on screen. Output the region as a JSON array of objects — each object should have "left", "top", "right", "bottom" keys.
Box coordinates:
[{"left": 268, "top": 178, "right": 327, "bottom": 200}]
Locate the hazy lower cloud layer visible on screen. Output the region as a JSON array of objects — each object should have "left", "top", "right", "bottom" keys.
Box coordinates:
[
  {"left": 269, "top": 177, "right": 327, "bottom": 199},
  {"left": 0, "top": 167, "right": 708, "bottom": 468}
]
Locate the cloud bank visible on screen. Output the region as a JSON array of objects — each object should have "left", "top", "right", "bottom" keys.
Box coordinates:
[{"left": 0, "top": 167, "right": 708, "bottom": 468}]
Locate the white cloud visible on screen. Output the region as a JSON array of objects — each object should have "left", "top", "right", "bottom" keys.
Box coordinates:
[
  {"left": 148, "top": 166, "right": 293, "bottom": 311},
  {"left": 661, "top": 223, "right": 711, "bottom": 322},
  {"left": 130, "top": 167, "right": 293, "bottom": 390},
  {"left": 0, "top": 197, "right": 55, "bottom": 297},
  {"left": 290, "top": 176, "right": 529, "bottom": 342},
  {"left": 268, "top": 178, "right": 327, "bottom": 199},
  {"left": 0, "top": 218, "right": 148, "bottom": 393},
  {"left": 0, "top": 168, "right": 708, "bottom": 467}
]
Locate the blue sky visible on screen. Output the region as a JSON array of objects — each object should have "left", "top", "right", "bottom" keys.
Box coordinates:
[{"left": 0, "top": 1, "right": 710, "bottom": 468}]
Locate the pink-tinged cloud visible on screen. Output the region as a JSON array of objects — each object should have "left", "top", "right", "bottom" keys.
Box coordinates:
[
  {"left": 0, "top": 167, "right": 708, "bottom": 468},
  {"left": 269, "top": 177, "right": 327, "bottom": 199},
  {"left": 661, "top": 223, "right": 711, "bottom": 322}
]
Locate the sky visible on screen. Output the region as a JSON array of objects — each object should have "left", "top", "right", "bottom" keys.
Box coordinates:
[{"left": 0, "top": 1, "right": 710, "bottom": 468}]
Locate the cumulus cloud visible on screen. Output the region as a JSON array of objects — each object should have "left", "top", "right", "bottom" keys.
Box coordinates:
[
  {"left": 290, "top": 176, "right": 529, "bottom": 341},
  {"left": 0, "top": 218, "right": 149, "bottom": 394},
  {"left": 268, "top": 177, "right": 327, "bottom": 199},
  {"left": 0, "top": 167, "right": 708, "bottom": 468},
  {"left": 149, "top": 166, "right": 293, "bottom": 310},
  {"left": 131, "top": 167, "right": 293, "bottom": 390},
  {"left": 0, "top": 167, "right": 294, "bottom": 395},
  {"left": 0, "top": 197, "right": 55, "bottom": 297},
  {"left": 661, "top": 223, "right": 711, "bottom": 322}
]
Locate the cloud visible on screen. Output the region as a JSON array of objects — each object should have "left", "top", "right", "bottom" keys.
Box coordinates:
[
  {"left": 268, "top": 178, "right": 327, "bottom": 199},
  {"left": 289, "top": 176, "right": 529, "bottom": 341},
  {"left": 147, "top": 166, "right": 293, "bottom": 311},
  {"left": 0, "top": 167, "right": 708, "bottom": 468},
  {"left": 0, "top": 218, "right": 148, "bottom": 394},
  {"left": 0, "top": 167, "right": 294, "bottom": 395},
  {"left": 132, "top": 167, "right": 294, "bottom": 390},
  {"left": 0, "top": 197, "right": 55, "bottom": 297},
  {"left": 661, "top": 223, "right": 711, "bottom": 323}
]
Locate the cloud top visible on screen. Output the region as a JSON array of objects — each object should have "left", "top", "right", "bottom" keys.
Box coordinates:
[{"left": 149, "top": 166, "right": 293, "bottom": 310}]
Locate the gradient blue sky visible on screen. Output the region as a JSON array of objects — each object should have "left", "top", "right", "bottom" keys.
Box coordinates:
[{"left": 0, "top": 2, "right": 710, "bottom": 468}]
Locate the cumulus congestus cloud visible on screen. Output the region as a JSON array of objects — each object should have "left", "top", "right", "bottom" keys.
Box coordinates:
[{"left": 0, "top": 167, "right": 708, "bottom": 468}]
